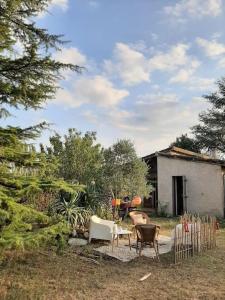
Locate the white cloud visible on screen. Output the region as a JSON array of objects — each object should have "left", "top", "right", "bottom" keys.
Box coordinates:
[
  {"left": 55, "top": 75, "right": 129, "bottom": 108},
  {"left": 218, "top": 57, "right": 225, "bottom": 67},
  {"left": 133, "top": 94, "right": 207, "bottom": 139},
  {"left": 164, "top": 0, "right": 222, "bottom": 20},
  {"left": 53, "top": 47, "right": 87, "bottom": 79},
  {"left": 211, "top": 32, "right": 223, "bottom": 39},
  {"left": 196, "top": 38, "right": 225, "bottom": 70},
  {"left": 136, "top": 92, "right": 179, "bottom": 106},
  {"left": 149, "top": 44, "right": 189, "bottom": 71},
  {"left": 170, "top": 69, "right": 195, "bottom": 83},
  {"left": 128, "top": 40, "right": 148, "bottom": 53},
  {"left": 83, "top": 93, "right": 209, "bottom": 155},
  {"left": 163, "top": 45, "right": 215, "bottom": 90},
  {"left": 37, "top": 0, "right": 68, "bottom": 18},
  {"left": 169, "top": 60, "right": 200, "bottom": 83},
  {"left": 53, "top": 47, "right": 87, "bottom": 65},
  {"left": 188, "top": 77, "right": 215, "bottom": 91},
  {"left": 149, "top": 44, "right": 199, "bottom": 72},
  {"left": 104, "top": 42, "right": 200, "bottom": 86},
  {"left": 196, "top": 37, "right": 225, "bottom": 57},
  {"left": 104, "top": 43, "right": 150, "bottom": 86},
  {"left": 170, "top": 64, "right": 215, "bottom": 90},
  {"left": 50, "top": 0, "right": 68, "bottom": 11}
]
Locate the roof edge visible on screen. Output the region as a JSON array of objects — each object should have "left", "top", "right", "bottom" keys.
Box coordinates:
[{"left": 142, "top": 146, "right": 225, "bottom": 166}]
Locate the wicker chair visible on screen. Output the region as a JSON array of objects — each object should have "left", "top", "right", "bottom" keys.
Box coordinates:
[
  {"left": 135, "top": 224, "right": 160, "bottom": 261},
  {"left": 129, "top": 211, "right": 151, "bottom": 225}
]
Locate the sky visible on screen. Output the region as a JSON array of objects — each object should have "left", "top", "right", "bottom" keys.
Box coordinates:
[{"left": 3, "top": 0, "right": 225, "bottom": 155}]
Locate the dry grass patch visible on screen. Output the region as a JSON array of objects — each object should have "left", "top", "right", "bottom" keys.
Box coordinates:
[{"left": 0, "top": 218, "right": 225, "bottom": 300}]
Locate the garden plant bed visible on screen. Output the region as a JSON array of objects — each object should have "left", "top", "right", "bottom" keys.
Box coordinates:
[{"left": 0, "top": 218, "right": 225, "bottom": 300}]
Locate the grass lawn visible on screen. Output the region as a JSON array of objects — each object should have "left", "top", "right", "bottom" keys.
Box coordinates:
[{"left": 0, "top": 217, "right": 225, "bottom": 300}]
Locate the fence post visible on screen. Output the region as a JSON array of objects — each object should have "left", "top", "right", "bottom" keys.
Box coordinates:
[
  {"left": 174, "top": 227, "right": 177, "bottom": 264},
  {"left": 173, "top": 214, "right": 217, "bottom": 264}
]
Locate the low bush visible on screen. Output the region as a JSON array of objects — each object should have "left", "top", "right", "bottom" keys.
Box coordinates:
[{"left": 0, "top": 196, "right": 70, "bottom": 252}]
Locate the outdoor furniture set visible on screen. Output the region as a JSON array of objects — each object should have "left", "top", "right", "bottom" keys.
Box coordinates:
[{"left": 89, "top": 212, "right": 160, "bottom": 259}]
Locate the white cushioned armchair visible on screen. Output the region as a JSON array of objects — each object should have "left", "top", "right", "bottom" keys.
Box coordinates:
[{"left": 89, "top": 215, "right": 117, "bottom": 243}]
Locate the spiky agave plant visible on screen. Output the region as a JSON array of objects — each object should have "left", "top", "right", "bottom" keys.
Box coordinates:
[{"left": 53, "top": 193, "right": 92, "bottom": 230}]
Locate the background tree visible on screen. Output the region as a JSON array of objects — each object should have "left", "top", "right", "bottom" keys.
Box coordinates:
[
  {"left": 192, "top": 77, "right": 225, "bottom": 155},
  {"left": 48, "top": 129, "right": 104, "bottom": 186},
  {"left": 103, "top": 139, "right": 150, "bottom": 199},
  {"left": 170, "top": 134, "right": 201, "bottom": 153}
]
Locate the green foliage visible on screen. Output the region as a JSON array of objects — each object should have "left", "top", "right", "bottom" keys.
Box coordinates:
[
  {"left": 56, "top": 233, "right": 66, "bottom": 255},
  {"left": 192, "top": 77, "right": 225, "bottom": 154},
  {"left": 52, "top": 193, "right": 92, "bottom": 229},
  {"left": 48, "top": 132, "right": 151, "bottom": 204},
  {"left": 0, "top": 126, "right": 84, "bottom": 251},
  {"left": 0, "top": 0, "right": 84, "bottom": 253},
  {"left": 0, "top": 0, "right": 81, "bottom": 117},
  {"left": 103, "top": 139, "right": 151, "bottom": 199},
  {"left": 170, "top": 134, "right": 201, "bottom": 153},
  {"left": 81, "top": 181, "right": 110, "bottom": 210},
  {"left": 0, "top": 125, "right": 84, "bottom": 202},
  {"left": 157, "top": 202, "right": 169, "bottom": 217},
  {"left": 81, "top": 183, "right": 100, "bottom": 208},
  {"left": 0, "top": 196, "right": 70, "bottom": 251},
  {"left": 48, "top": 129, "right": 104, "bottom": 186},
  {"left": 94, "top": 203, "right": 113, "bottom": 221}
]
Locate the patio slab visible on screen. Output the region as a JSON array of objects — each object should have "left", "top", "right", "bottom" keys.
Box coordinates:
[{"left": 94, "top": 235, "right": 172, "bottom": 262}]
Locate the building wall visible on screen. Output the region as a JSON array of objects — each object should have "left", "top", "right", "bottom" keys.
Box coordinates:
[{"left": 157, "top": 156, "right": 224, "bottom": 216}]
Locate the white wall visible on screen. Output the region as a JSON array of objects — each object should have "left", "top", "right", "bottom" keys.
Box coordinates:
[{"left": 157, "top": 156, "right": 224, "bottom": 217}]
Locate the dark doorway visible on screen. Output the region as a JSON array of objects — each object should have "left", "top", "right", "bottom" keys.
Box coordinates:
[
  {"left": 143, "top": 156, "right": 158, "bottom": 211},
  {"left": 172, "top": 176, "right": 187, "bottom": 216},
  {"left": 143, "top": 179, "right": 157, "bottom": 210}
]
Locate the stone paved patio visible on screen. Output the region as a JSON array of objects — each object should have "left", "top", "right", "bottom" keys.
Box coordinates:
[{"left": 94, "top": 235, "right": 172, "bottom": 262}]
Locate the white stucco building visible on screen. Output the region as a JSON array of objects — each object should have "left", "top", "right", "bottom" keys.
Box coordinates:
[{"left": 143, "top": 147, "right": 225, "bottom": 217}]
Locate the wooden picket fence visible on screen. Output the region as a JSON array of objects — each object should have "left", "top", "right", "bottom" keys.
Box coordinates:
[{"left": 173, "top": 214, "right": 217, "bottom": 264}]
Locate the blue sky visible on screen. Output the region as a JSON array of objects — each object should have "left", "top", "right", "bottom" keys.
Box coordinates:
[{"left": 3, "top": 0, "right": 225, "bottom": 155}]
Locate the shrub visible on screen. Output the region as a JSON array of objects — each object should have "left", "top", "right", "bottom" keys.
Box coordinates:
[
  {"left": 0, "top": 197, "right": 70, "bottom": 252},
  {"left": 158, "top": 202, "right": 169, "bottom": 217},
  {"left": 52, "top": 193, "right": 92, "bottom": 230},
  {"left": 94, "top": 203, "right": 113, "bottom": 220}
]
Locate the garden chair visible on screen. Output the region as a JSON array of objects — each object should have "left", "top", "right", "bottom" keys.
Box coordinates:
[
  {"left": 89, "top": 215, "right": 117, "bottom": 243},
  {"left": 128, "top": 211, "right": 151, "bottom": 238},
  {"left": 129, "top": 211, "right": 151, "bottom": 225},
  {"left": 135, "top": 224, "right": 160, "bottom": 261}
]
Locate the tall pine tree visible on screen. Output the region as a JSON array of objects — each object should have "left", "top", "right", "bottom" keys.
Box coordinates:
[
  {"left": 0, "top": 1, "right": 83, "bottom": 251},
  {"left": 192, "top": 77, "right": 225, "bottom": 154},
  {"left": 0, "top": 0, "right": 81, "bottom": 117},
  {"left": 170, "top": 134, "right": 201, "bottom": 153}
]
